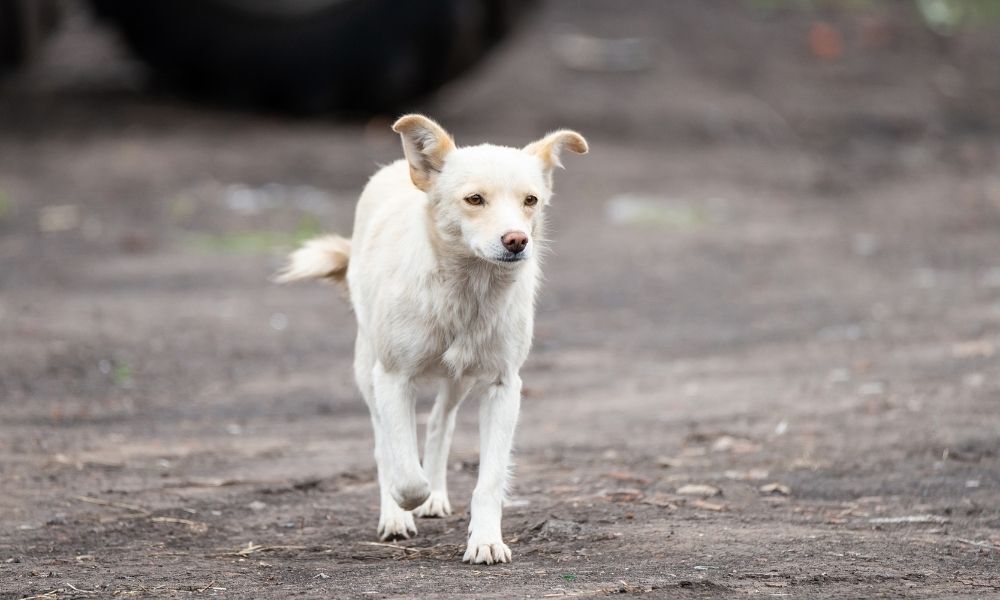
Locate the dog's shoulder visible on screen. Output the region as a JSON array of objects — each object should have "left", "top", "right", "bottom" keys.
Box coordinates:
[
  {"left": 352, "top": 160, "right": 425, "bottom": 246},
  {"left": 358, "top": 160, "right": 420, "bottom": 212}
]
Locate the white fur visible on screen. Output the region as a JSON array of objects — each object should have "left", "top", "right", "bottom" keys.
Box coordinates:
[{"left": 280, "top": 115, "right": 586, "bottom": 564}]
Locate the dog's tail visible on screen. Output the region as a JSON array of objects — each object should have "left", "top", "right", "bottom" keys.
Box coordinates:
[{"left": 274, "top": 235, "right": 351, "bottom": 284}]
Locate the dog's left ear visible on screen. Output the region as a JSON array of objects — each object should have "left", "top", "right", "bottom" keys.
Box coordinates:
[
  {"left": 392, "top": 114, "right": 456, "bottom": 192},
  {"left": 524, "top": 130, "right": 588, "bottom": 186}
]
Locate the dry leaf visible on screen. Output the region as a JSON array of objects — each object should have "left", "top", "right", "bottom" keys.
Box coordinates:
[
  {"left": 724, "top": 468, "right": 769, "bottom": 481},
  {"left": 676, "top": 484, "right": 722, "bottom": 497},
  {"left": 952, "top": 339, "right": 995, "bottom": 358},
  {"left": 711, "top": 435, "right": 760, "bottom": 454},
  {"left": 691, "top": 499, "right": 726, "bottom": 512},
  {"left": 760, "top": 483, "right": 791, "bottom": 496},
  {"left": 603, "top": 488, "right": 644, "bottom": 503},
  {"left": 641, "top": 493, "right": 679, "bottom": 509},
  {"left": 604, "top": 471, "right": 652, "bottom": 485}
]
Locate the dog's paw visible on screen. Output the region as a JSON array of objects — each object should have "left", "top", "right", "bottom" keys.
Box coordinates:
[
  {"left": 413, "top": 490, "right": 451, "bottom": 518},
  {"left": 463, "top": 539, "right": 511, "bottom": 565},
  {"left": 378, "top": 510, "right": 417, "bottom": 541}
]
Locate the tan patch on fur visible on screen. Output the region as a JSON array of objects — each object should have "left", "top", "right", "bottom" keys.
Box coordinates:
[
  {"left": 524, "top": 130, "right": 589, "bottom": 180},
  {"left": 393, "top": 114, "right": 456, "bottom": 192}
]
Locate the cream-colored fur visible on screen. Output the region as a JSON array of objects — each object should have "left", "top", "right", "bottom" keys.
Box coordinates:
[
  {"left": 279, "top": 115, "right": 586, "bottom": 564},
  {"left": 273, "top": 235, "right": 350, "bottom": 284}
]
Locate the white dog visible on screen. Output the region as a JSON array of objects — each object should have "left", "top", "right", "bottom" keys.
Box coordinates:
[{"left": 278, "top": 115, "right": 587, "bottom": 564}]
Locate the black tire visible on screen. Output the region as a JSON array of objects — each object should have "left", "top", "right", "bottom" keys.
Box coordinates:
[
  {"left": 90, "top": 0, "right": 533, "bottom": 113},
  {"left": 0, "top": 1, "right": 19, "bottom": 73},
  {"left": 0, "top": 0, "right": 62, "bottom": 73}
]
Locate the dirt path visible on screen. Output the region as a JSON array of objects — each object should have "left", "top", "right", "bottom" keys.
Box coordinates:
[{"left": 1, "top": 1, "right": 998, "bottom": 598}]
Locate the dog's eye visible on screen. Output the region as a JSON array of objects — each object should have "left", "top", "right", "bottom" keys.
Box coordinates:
[
  {"left": 464, "top": 193, "right": 485, "bottom": 206},
  {"left": 524, "top": 195, "right": 539, "bottom": 207}
]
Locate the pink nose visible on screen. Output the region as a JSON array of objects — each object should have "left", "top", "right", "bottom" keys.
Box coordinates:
[{"left": 501, "top": 231, "right": 528, "bottom": 254}]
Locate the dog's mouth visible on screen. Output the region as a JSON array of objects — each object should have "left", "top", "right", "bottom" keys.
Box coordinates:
[
  {"left": 489, "top": 251, "right": 530, "bottom": 265},
  {"left": 472, "top": 244, "right": 531, "bottom": 265}
]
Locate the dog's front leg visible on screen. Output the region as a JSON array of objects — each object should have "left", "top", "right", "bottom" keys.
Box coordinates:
[
  {"left": 464, "top": 373, "right": 521, "bottom": 565},
  {"left": 372, "top": 363, "right": 431, "bottom": 510}
]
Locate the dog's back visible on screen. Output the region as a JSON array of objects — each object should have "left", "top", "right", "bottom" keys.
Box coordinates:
[
  {"left": 273, "top": 159, "right": 419, "bottom": 288},
  {"left": 351, "top": 160, "right": 420, "bottom": 250}
]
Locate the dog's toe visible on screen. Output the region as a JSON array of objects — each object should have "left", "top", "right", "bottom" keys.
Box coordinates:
[
  {"left": 413, "top": 490, "right": 451, "bottom": 518},
  {"left": 378, "top": 510, "right": 417, "bottom": 541},
  {"left": 463, "top": 540, "right": 511, "bottom": 565}
]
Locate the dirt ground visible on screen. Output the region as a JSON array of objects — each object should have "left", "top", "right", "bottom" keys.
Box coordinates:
[{"left": 2, "top": 1, "right": 999, "bottom": 598}]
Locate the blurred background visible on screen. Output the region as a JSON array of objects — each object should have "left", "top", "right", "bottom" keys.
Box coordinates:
[{"left": 1, "top": 0, "right": 999, "bottom": 597}]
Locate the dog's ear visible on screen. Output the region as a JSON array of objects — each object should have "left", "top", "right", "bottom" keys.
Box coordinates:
[
  {"left": 524, "top": 130, "right": 588, "bottom": 186},
  {"left": 392, "top": 114, "right": 456, "bottom": 192}
]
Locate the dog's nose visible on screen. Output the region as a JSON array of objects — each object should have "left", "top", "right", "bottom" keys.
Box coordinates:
[{"left": 501, "top": 231, "right": 529, "bottom": 254}]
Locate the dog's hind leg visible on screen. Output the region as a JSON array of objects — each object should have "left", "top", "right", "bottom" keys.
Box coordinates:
[
  {"left": 414, "top": 377, "right": 474, "bottom": 518},
  {"left": 372, "top": 363, "right": 431, "bottom": 511},
  {"left": 464, "top": 373, "right": 521, "bottom": 565},
  {"left": 355, "top": 335, "right": 416, "bottom": 540}
]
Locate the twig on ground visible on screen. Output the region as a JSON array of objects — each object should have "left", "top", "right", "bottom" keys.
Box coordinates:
[
  {"left": 65, "top": 583, "right": 97, "bottom": 594},
  {"left": 542, "top": 585, "right": 630, "bottom": 598},
  {"left": 196, "top": 581, "right": 216, "bottom": 593},
  {"left": 206, "top": 542, "right": 312, "bottom": 558},
  {"left": 869, "top": 515, "right": 949, "bottom": 525},
  {"left": 956, "top": 538, "right": 999, "bottom": 549},
  {"left": 150, "top": 516, "right": 209, "bottom": 534},
  {"left": 356, "top": 541, "right": 464, "bottom": 560},
  {"left": 162, "top": 478, "right": 267, "bottom": 489},
  {"left": 19, "top": 591, "right": 59, "bottom": 600},
  {"left": 357, "top": 541, "right": 422, "bottom": 554},
  {"left": 400, "top": 544, "right": 464, "bottom": 560},
  {"left": 74, "top": 496, "right": 149, "bottom": 515}
]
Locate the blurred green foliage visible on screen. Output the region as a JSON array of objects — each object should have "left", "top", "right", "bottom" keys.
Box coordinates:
[
  {"left": 750, "top": 0, "right": 877, "bottom": 9},
  {"left": 114, "top": 363, "right": 132, "bottom": 386},
  {"left": 0, "top": 189, "right": 13, "bottom": 221},
  {"left": 749, "top": 0, "right": 1000, "bottom": 31},
  {"left": 916, "top": 0, "right": 1000, "bottom": 31},
  {"left": 184, "top": 215, "right": 324, "bottom": 254}
]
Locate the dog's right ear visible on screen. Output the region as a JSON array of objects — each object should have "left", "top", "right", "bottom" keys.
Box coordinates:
[
  {"left": 392, "top": 114, "right": 456, "bottom": 192},
  {"left": 523, "top": 130, "right": 588, "bottom": 188}
]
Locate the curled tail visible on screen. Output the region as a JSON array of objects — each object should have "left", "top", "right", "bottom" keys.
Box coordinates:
[{"left": 274, "top": 235, "right": 351, "bottom": 284}]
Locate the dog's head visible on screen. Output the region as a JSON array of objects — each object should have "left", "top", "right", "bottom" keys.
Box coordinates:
[{"left": 393, "top": 114, "right": 587, "bottom": 266}]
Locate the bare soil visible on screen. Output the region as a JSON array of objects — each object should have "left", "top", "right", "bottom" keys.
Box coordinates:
[{"left": 1, "top": 1, "right": 999, "bottom": 598}]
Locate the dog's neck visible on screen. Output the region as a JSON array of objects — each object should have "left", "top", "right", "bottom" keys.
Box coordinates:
[{"left": 433, "top": 244, "right": 523, "bottom": 297}]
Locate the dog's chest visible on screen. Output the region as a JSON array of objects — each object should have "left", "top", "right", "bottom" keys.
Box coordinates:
[
  {"left": 429, "top": 278, "right": 525, "bottom": 378},
  {"left": 435, "top": 300, "right": 504, "bottom": 377}
]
